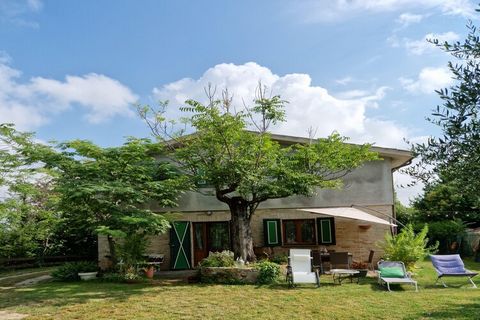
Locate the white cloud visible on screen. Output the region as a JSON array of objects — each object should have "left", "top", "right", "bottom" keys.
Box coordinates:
[
  {"left": 396, "top": 12, "right": 425, "bottom": 28},
  {"left": 0, "top": 0, "right": 43, "bottom": 28},
  {"left": 400, "top": 66, "right": 454, "bottom": 94},
  {"left": 404, "top": 31, "right": 460, "bottom": 55},
  {"left": 153, "top": 62, "right": 410, "bottom": 149},
  {"left": 0, "top": 59, "right": 137, "bottom": 130},
  {"left": 335, "top": 76, "right": 354, "bottom": 86},
  {"left": 293, "top": 0, "right": 476, "bottom": 23}
]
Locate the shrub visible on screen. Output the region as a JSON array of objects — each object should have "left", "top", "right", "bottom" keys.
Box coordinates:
[
  {"left": 117, "top": 232, "right": 148, "bottom": 270},
  {"left": 99, "top": 272, "right": 126, "bottom": 283},
  {"left": 378, "top": 224, "right": 438, "bottom": 270},
  {"left": 51, "top": 261, "right": 98, "bottom": 281},
  {"left": 270, "top": 253, "right": 288, "bottom": 265},
  {"left": 255, "top": 260, "right": 281, "bottom": 284},
  {"left": 123, "top": 266, "right": 142, "bottom": 281},
  {"left": 417, "top": 220, "right": 466, "bottom": 254},
  {"left": 199, "top": 251, "right": 235, "bottom": 268}
]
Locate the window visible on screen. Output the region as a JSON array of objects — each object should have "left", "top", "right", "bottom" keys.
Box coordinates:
[{"left": 282, "top": 219, "right": 316, "bottom": 245}]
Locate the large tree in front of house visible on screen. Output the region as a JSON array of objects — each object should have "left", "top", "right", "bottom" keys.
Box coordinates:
[{"left": 139, "top": 89, "right": 379, "bottom": 261}]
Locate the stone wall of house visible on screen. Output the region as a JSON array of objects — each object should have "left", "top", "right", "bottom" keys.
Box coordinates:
[{"left": 98, "top": 205, "right": 392, "bottom": 270}]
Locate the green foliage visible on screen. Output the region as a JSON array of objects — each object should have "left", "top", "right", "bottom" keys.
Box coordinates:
[
  {"left": 139, "top": 88, "right": 378, "bottom": 260},
  {"left": 123, "top": 267, "right": 142, "bottom": 281},
  {"left": 378, "top": 224, "right": 438, "bottom": 270},
  {"left": 98, "top": 272, "right": 126, "bottom": 283},
  {"left": 117, "top": 233, "right": 148, "bottom": 269},
  {"left": 269, "top": 253, "right": 288, "bottom": 265},
  {"left": 0, "top": 124, "right": 62, "bottom": 258},
  {"left": 199, "top": 251, "right": 235, "bottom": 268},
  {"left": 415, "top": 220, "right": 466, "bottom": 254},
  {"left": 406, "top": 18, "right": 480, "bottom": 210},
  {"left": 255, "top": 260, "right": 281, "bottom": 284},
  {"left": 411, "top": 182, "right": 480, "bottom": 225},
  {"left": 51, "top": 261, "right": 98, "bottom": 281},
  {"left": 394, "top": 197, "right": 417, "bottom": 226}
]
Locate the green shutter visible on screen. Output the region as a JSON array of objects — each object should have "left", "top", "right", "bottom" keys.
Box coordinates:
[
  {"left": 170, "top": 221, "right": 192, "bottom": 270},
  {"left": 263, "top": 219, "right": 281, "bottom": 246},
  {"left": 317, "top": 217, "right": 336, "bottom": 245}
]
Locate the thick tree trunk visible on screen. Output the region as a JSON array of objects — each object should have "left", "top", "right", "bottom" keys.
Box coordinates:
[
  {"left": 228, "top": 200, "right": 256, "bottom": 262},
  {"left": 107, "top": 235, "right": 117, "bottom": 267}
]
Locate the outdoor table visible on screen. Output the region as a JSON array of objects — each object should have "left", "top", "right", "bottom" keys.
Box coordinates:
[{"left": 327, "top": 269, "right": 360, "bottom": 284}]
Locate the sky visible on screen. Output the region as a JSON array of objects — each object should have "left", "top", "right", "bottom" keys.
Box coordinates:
[{"left": 0, "top": 0, "right": 477, "bottom": 204}]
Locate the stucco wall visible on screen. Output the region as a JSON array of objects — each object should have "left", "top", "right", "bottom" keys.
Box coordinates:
[
  {"left": 98, "top": 205, "right": 392, "bottom": 270},
  {"left": 150, "top": 158, "right": 395, "bottom": 213}
]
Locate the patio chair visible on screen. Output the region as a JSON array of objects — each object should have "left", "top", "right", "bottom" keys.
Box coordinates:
[
  {"left": 286, "top": 249, "right": 320, "bottom": 287},
  {"left": 330, "top": 252, "right": 350, "bottom": 269},
  {"left": 430, "top": 254, "right": 478, "bottom": 288},
  {"left": 377, "top": 261, "right": 418, "bottom": 292},
  {"left": 366, "top": 250, "right": 375, "bottom": 271},
  {"left": 312, "top": 249, "right": 324, "bottom": 274}
]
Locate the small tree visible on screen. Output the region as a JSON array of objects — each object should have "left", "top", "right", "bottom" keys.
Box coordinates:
[
  {"left": 0, "top": 124, "right": 60, "bottom": 258},
  {"left": 3, "top": 126, "right": 191, "bottom": 265},
  {"left": 379, "top": 224, "right": 438, "bottom": 270},
  {"left": 139, "top": 87, "right": 379, "bottom": 261}
]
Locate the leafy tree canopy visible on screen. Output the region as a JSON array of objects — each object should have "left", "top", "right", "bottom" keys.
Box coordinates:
[
  {"left": 139, "top": 86, "right": 379, "bottom": 260},
  {"left": 407, "top": 17, "right": 480, "bottom": 209}
]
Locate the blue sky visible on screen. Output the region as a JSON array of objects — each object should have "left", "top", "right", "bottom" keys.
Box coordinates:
[{"left": 0, "top": 0, "right": 477, "bottom": 203}]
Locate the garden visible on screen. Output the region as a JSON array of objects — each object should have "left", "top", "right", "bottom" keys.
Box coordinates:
[{"left": 0, "top": 258, "right": 479, "bottom": 320}]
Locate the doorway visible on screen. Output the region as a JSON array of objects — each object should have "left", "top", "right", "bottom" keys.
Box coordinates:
[{"left": 193, "top": 221, "right": 231, "bottom": 266}]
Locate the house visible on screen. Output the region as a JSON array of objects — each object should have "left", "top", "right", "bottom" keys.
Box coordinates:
[{"left": 98, "top": 133, "right": 413, "bottom": 270}]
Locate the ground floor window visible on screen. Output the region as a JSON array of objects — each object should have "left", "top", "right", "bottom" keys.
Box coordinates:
[{"left": 282, "top": 219, "right": 316, "bottom": 245}]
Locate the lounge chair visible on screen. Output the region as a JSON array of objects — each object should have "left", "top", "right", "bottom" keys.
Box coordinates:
[
  {"left": 377, "top": 260, "right": 418, "bottom": 292},
  {"left": 430, "top": 254, "right": 478, "bottom": 288},
  {"left": 286, "top": 249, "right": 320, "bottom": 287}
]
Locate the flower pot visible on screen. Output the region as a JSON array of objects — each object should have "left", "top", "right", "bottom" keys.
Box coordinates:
[
  {"left": 78, "top": 272, "right": 98, "bottom": 281},
  {"left": 144, "top": 266, "right": 155, "bottom": 279}
]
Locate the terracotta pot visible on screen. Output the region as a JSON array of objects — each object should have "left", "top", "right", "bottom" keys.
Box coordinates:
[{"left": 144, "top": 266, "right": 155, "bottom": 279}]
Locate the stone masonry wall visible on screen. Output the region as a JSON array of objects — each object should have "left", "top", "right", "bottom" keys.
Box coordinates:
[{"left": 98, "top": 205, "right": 393, "bottom": 270}]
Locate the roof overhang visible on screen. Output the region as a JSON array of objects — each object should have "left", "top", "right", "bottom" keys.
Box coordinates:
[{"left": 298, "top": 207, "right": 396, "bottom": 226}]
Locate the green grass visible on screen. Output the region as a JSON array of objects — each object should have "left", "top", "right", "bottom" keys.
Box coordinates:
[
  {"left": 0, "top": 267, "right": 56, "bottom": 287},
  {"left": 0, "top": 259, "right": 479, "bottom": 320}
]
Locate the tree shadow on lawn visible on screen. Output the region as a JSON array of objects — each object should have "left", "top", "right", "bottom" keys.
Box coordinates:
[
  {"left": 415, "top": 302, "right": 480, "bottom": 319},
  {"left": 0, "top": 281, "right": 153, "bottom": 310}
]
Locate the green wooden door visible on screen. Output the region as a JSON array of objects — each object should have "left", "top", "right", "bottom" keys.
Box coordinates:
[{"left": 170, "top": 221, "right": 192, "bottom": 270}]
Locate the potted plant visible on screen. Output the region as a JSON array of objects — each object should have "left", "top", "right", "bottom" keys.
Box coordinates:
[
  {"left": 77, "top": 261, "right": 99, "bottom": 281},
  {"left": 143, "top": 264, "right": 155, "bottom": 279},
  {"left": 351, "top": 261, "right": 368, "bottom": 279}
]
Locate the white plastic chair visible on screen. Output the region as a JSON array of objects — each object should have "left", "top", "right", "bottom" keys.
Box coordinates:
[{"left": 287, "top": 249, "right": 320, "bottom": 287}]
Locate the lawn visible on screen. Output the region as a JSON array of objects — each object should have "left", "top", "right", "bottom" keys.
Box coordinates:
[{"left": 0, "top": 259, "right": 479, "bottom": 320}]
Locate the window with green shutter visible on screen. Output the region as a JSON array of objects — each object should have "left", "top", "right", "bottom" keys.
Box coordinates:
[
  {"left": 263, "top": 219, "right": 281, "bottom": 247},
  {"left": 317, "top": 217, "right": 336, "bottom": 245}
]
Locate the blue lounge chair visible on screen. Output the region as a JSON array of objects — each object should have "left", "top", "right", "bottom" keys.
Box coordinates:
[{"left": 430, "top": 254, "right": 478, "bottom": 288}]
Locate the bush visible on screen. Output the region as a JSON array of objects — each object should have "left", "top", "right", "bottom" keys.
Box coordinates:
[
  {"left": 269, "top": 253, "right": 288, "bottom": 265},
  {"left": 199, "top": 251, "right": 235, "bottom": 268},
  {"left": 51, "top": 261, "right": 98, "bottom": 281},
  {"left": 99, "top": 272, "right": 126, "bottom": 283},
  {"left": 378, "top": 224, "right": 438, "bottom": 270},
  {"left": 255, "top": 260, "right": 281, "bottom": 284},
  {"left": 117, "top": 233, "right": 148, "bottom": 270},
  {"left": 416, "top": 220, "right": 466, "bottom": 254}
]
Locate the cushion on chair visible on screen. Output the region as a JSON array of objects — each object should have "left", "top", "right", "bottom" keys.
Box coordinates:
[{"left": 379, "top": 266, "right": 404, "bottom": 278}]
